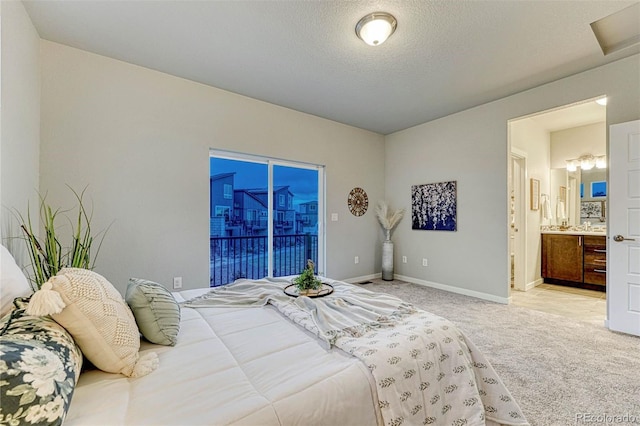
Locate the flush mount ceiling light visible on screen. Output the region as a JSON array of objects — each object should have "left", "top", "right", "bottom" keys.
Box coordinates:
[{"left": 356, "top": 12, "right": 397, "bottom": 46}]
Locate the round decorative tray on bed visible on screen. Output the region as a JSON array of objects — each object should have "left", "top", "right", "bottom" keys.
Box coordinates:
[{"left": 283, "top": 283, "right": 334, "bottom": 298}]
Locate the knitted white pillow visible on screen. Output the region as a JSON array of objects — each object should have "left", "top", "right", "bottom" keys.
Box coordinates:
[{"left": 26, "top": 268, "right": 158, "bottom": 377}]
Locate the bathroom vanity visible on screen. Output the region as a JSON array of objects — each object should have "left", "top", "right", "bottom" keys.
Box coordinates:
[{"left": 541, "top": 231, "right": 606, "bottom": 290}]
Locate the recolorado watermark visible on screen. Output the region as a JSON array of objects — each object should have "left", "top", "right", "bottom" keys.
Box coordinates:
[{"left": 576, "top": 413, "right": 639, "bottom": 424}]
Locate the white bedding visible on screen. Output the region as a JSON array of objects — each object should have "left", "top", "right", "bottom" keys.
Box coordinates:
[
  {"left": 184, "top": 279, "right": 528, "bottom": 426},
  {"left": 66, "top": 288, "right": 382, "bottom": 425},
  {"left": 67, "top": 282, "right": 527, "bottom": 426}
]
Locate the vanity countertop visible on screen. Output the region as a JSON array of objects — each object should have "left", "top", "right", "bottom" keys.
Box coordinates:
[{"left": 540, "top": 230, "right": 607, "bottom": 236}]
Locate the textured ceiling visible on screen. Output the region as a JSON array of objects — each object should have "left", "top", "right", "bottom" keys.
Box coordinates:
[{"left": 23, "top": 0, "right": 640, "bottom": 135}]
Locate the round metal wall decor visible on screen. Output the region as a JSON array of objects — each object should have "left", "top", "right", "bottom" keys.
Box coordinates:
[{"left": 348, "top": 187, "right": 368, "bottom": 216}]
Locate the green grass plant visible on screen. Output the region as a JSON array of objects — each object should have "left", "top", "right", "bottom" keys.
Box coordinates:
[{"left": 16, "top": 186, "right": 108, "bottom": 290}]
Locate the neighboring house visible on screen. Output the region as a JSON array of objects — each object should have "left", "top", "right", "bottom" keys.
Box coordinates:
[
  {"left": 210, "top": 173, "right": 235, "bottom": 236},
  {"left": 210, "top": 179, "right": 296, "bottom": 237},
  {"left": 299, "top": 201, "right": 318, "bottom": 234},
  {"left": 210, "top": 173, "right": 235, "bottom": 219},
  {"left": 233, "top": 189, "right": 268, "bottom": 236},
  {"left": 242, "top": 186, "right": 295, "bottom": 235}
]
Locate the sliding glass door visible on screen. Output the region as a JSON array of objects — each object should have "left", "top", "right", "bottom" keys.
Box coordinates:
[
  {"left": 209, "top": 151, "right": 324, "bottom": 286},
  {"left": 272, "top": 164, "right": 320, "bottom": 276}
]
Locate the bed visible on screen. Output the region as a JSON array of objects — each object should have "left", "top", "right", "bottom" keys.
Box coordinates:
[
  {"left": 65, "top": 286, "right": 383, "bottom": 425},
  {"left": 1, "top": 247, "right": 528, "bottom": 425}
]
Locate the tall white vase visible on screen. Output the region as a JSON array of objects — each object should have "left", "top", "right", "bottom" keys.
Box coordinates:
[{"left": 382, "top": 239, "right": 394, "bottom": 281}]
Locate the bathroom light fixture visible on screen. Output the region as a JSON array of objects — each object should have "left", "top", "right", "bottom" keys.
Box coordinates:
[
  {"left": 566, "top": 160, "right": 579, "bottom": 172},
  {"left": 581, "top": 155, "right": 595, "bottom": 170},
  {"left": 595, "top": 156, "right": 607, "bottom": 169},
  {"left": 355, "top": 12, "right": 397, "bottom": 46},
  {"left": 566, "top": 154, "right": 606, "bottom": 171}
]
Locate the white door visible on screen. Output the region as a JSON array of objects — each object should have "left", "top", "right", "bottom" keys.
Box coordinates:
[
  {"left": 608, "top": 120, "right": 640, "bottom": 336},
  {"left": 511, "top": 152, "right": 526, "bottom": 291}
]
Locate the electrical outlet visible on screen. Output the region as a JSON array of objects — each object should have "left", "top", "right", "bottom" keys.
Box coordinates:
[
  {"left": 173, "top": 277, "right": 183, "bottom": 289},
  {"left": 402, "top": 256, "right": 407, "bottom": 263},
  {"left": 422, "top": 258, "right": 428, "bottom": 267},
  {"left": 354, "top": 256, "right": 359, "bottom": 264},
  {"left": 331, "top": 213, "right": 339, "bottom": 221}
]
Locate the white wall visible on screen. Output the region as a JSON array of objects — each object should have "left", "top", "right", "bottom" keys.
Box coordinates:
[
  {"left": 511, "top": 118, "right": 550, "bottom": 289},
  {"left": 0, "top": 1, "right": 40, "bottom": 264},
  {"left": 385, "top": 54, "right": 640, "bottom": 301},
  {"left": 550, "top": 122, "right": 606, "bottom": 169},
  {"left": 8, "top": 20, "right": 640, "bottom": 301},
  {"left": 39, "top": 41, "right": 385, "bottom": 294}
]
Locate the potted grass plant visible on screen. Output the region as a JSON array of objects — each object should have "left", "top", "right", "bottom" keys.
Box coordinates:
[{"left": 15, "top": 186, "right": 108, "bottom": 291}]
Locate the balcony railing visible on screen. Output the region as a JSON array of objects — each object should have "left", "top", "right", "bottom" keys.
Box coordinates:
[{"left": 210, "top": 234, "right": 318, "bottom": 287}]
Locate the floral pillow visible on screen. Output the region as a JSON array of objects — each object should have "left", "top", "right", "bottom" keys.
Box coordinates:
[{"left": 0, "top": 297, "right": 82, "bottom": 426}]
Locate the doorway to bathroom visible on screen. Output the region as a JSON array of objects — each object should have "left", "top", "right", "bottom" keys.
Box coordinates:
[{"left": 507, "top": 97, "right": 607, "bottom": 324}]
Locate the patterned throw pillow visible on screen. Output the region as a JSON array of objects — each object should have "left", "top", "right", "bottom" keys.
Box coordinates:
[
  {"left": 0, "top": 297, "right": 83, "bottom": 426},
  {"left": 27, "top": 268, "right": 158, "bottom": 378},
  {"left": 126, "top": 278, "right": 181, "bottom": 346}
]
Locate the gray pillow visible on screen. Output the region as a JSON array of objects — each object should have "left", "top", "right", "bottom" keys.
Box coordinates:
[{"left": 126, "top": 278, "right": 180, "bottom": 346}]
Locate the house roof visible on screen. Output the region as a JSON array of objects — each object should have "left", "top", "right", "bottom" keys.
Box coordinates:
[
  {"left": 210, "top": 172, "right": 235, "bottom": 182},
  {"left": 23, "top": 1, "right": 640, "bottom": 135},
  {"left": 244, "top": 186, "right": 291, "bottom": 195},
  {"left": 234, "top": 189, "right": 268, "bottom": 209}
]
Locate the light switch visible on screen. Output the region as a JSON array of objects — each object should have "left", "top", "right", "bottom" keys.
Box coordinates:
[{"left": 331, "top": 213, "right": 338, "bottom": 221}]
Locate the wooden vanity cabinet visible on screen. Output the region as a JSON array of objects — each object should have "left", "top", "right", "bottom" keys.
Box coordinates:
[
  {"left": 541, "top": 234, "right": 583, "bottom": 282},
  {"left": 583, "top": 236, "right": 607, "bottom": 285},
  {"left": 541, "top": 233, "right": 607, "bottom": 288}
]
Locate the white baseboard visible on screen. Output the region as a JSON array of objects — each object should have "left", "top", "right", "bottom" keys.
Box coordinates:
[
  {"left": 343, "top": 273, "right": 381, "bottom": 284},
  {"left": 525, "top": 278, "right": 544, "bottom": 291},
  {"left": 395, "top": 274, "right": 510, "bottom": 304}
]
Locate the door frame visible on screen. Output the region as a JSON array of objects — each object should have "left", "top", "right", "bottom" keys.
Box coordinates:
[{"left": 510, "top": 148, "right": 528, "bottom": 292}]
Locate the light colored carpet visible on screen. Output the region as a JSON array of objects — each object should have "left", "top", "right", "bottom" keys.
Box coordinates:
[{"left": 356, "top": 279, "right": 640, "bottom": 426}]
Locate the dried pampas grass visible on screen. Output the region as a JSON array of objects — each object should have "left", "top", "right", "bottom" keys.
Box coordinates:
[{"left": 376, "top": 201, "right": 404, "bottom": 230}]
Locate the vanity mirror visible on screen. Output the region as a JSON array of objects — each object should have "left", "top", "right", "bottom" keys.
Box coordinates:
[
  {"left": 547, "top": 113, "right": 606, "bottom": 228},
  {"left": 579, "top": 167, "right": 606, "bottom": 224},
  {"left": 550, "top": 166, "right": 606, "bottom": 226}
]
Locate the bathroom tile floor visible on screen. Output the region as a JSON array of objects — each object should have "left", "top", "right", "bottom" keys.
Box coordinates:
[{"left": 510, "top": 283, "right": 606, "bottom": 326}]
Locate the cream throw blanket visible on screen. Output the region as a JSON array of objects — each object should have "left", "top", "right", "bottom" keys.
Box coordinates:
[{"left": 184, "top": 278, "right": 528, "bottom": 426}]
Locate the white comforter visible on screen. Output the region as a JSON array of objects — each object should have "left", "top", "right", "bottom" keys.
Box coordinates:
[
  {"left": 185, "top": 279, "right": 528, "bottom": 426},
  {"left": 65, "top": 288, "right": 382, "bottom": 425},
  {"left": 67, "top": 281, "right": 528, "bottom": 426}
]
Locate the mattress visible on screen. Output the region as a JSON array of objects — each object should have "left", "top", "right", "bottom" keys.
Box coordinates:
[{"left": 65, "top": 288, "right": 382, "bottom": 425}]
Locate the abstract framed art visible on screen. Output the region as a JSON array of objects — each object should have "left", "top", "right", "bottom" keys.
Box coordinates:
[
  {"left": 411, "top": 181, "right": 457, "bottom": 231},
  {"left": 581, "top": 201, "right": 604, "bottom": 219}
]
